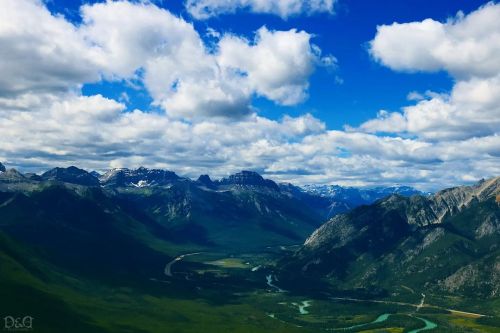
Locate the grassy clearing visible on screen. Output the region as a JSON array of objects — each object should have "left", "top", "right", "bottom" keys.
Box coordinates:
[{"left": 204, "top": 258, "right": 250, "bottom": 268}]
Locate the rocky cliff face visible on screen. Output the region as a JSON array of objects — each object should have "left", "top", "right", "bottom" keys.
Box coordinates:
[
  {"left": 0, "top": 168, "right": 27, "bottom": 184},
  {"left": 218, "top": 170, "right": 279, "bottom": 191},
  {"left": 197, "top": 174, "right": 215, "bottom": 188},
  {"left": 282, "top": 177, "right": 500, "bottom": 297},
  {"left": 305, "top": 177, "right": 500, "bottom": 248},
  {"left": 100, "top": 167, "right": 180, "bottom": 187},
  {"left": 0, "top": 162, "right": 5, "bottom": 173},
  {"left": 402, "top": 177, "right": 500, "bottom": 227}
]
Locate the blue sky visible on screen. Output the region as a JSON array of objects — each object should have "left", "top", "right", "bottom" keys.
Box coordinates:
[{"left": 0, "top": 0, "right": 499, "bottom": 190}]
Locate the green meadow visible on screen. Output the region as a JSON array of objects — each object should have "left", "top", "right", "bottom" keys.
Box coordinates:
[{"left": 1, "top": 243, "right": 499, "bottom": 333}]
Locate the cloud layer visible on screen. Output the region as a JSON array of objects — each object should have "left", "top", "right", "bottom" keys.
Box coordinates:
[
  {"left": 2, "top": 0, "right": 331, "bottom": 119},
  {"left": 185, "top": 0, "right": 335, "bottom": 20},
  {"left": 0, "top": 0, "right": 498, "bottom": 191}
]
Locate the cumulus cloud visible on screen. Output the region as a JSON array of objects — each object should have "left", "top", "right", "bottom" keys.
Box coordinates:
[
  {"left": 359, "top": 75, "right": 500, "bottom": 140},
  {"left": 0, "top": 0, "right": 328, "bottom": 119},
  {"left": 362, "top": 3, "right": 500, "bottom": 141},
  {"left": 217, "top": 27, "right": 323, "bottom": 105},
  {"left": 82, "top": 1, "right": 334, "bottom": 119},
  {"left": 0, "top": 0, "right": 100, "bottom": 97},
  {"left": 369, "top": 2, "right": 500, "bottom": 78},
  {"left": 80, "top": 1, "right": 202, "bottom": 79},
  {"left": 80, "top": 0, "right": 247, "bottom": 119},
  {"left": 185, "top": 0, "right": 335, "bottom": 20}
]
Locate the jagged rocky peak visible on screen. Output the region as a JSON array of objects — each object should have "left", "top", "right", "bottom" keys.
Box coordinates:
[
  {"left": 0, "top": 168, "right": 26, "bottom": 182},
  {"left": 302, "top": 184, "right": 344, "bottom": 197},
  {"left": 435, "top": 176, "right": 499, "bottom": 201},
  {"left": 219, "top": 170, "right": 279, "bottom": 191},
  {"left": 0, "top": 162, "right": 5, "bottom": 173},
  {"left": 302, "top": 183, "right": 425, "bottom": 204},
  {"left": 427, "top": 176, "right": 500, "bottom": 223},
  {"left": 197, "top": 174, "right": 214, "bottom": 187},
  {"left": 372, "top": 185, "right": 425, "bottom": 197},
  {"left": 41, "top": 166, "right": 100, "bottom": 186},
  {"left": 283, "top": 178, "right": 500, "bottom": 299},
  {"left": 304, "top": 176, "right": 500, "bottom": 250},
  {"left": 100, "top": 167, "right": 180, "bottom": 187},
  {"left": 90, "top": 171, "right": 101, "bottom": 178},
  {"left": 279, "top": 182, "right": 305, "bottom": 195}
]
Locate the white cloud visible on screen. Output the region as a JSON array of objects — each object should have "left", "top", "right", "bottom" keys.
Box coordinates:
[
  {"left": 359, "top": 76, "right": 500, "bottom": 140},
  {"left": 0, "top": 0, "right": 100, "bottom": 97},
  {"left": 217, "top": 27, "right": 325, "bottom": 105},
  {"left": 185, "top": 0, "right": 335, "bottom": 20},
  {"left": 406, "top": 91, "right": 425, "bottom": 101},
  {"left": 0, "top": 0, "right": 328, "bottom": 119},
  {"left": 0, "top": 92, "right": 327, "bottom": 177},
  {"left": 355, "top": 110, "right": 406, "bottom": 134},
  {"left": 80, "top": 0, "right": 253, "bottom": 119},
  {"left": 80, "top": 1, "right": 333, "bottom": 119},
  {"left": 362, "top": 3, "right": 500, "bottom": 141},
  {"left": 369, "top": 2, "right": 500, "bottom": 79},
  {"left": 1, "top": 91, "right": 498, "bottom": 191},
  {"left": 80, "top": 1, "right": 202, "bottom": 79}
]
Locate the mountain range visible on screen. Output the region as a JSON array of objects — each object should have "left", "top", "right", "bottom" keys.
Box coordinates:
[
  {"left": 0, "top": 162, "right": 499, "bottom": 331},
  {"left": 0, "top": 167, "right": 308, "bottom": 251},
  {"left": 299, "top": 183, "right": 427, "bottom": 219},
  {"left": 0, "top": 164, "right": 427, "bottom": 248},
  {"left": 279, "top": 177, "right": 500, "bottom": 298}
]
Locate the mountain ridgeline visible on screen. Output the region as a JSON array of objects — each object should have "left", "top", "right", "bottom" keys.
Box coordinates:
[
  {"left": 0, "top": 166, "right": 319, "bottom": 252},
  {"left": 0, "top": 162, "right": 499, "bottom": 332},
  {"left": 0, "top": 163, "right": 498, "bottom": 299},
  {"left": 0, "top": 164, "right": 427, "bottom": 249},
  {"left": 279, "top": 177, "right": 500, "bottom": 298}
]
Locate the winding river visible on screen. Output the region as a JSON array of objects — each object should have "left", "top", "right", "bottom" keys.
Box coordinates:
[
  {"left": 409, "top": 316, "right": 438, "bottom": 333},
  {"left": 265, "top": 274, "right": 285, "bottom": 292},
  {"left": 265, "top": 284, "right": 439, "bottom": 331},
  {"left": 164, "top": 252, "right": 201, "bottom": 277},
  {"left": 328, "top": 313, "right": 437, "bottom": 331},
  {"left": 297, "top": 300, "right": 312, "bottom": 314},
  {"left": 328, "top": 313, "right": 391, "bottom": 331}
]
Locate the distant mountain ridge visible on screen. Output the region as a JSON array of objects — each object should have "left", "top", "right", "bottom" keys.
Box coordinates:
[
  {"left": 0, "top": 163, "right": 425, "bottom": 204},
  {"left": 41, "top": 166, "right": 100, "bottom": 186},
  {"left": 100, "top": 167, "right": 181, "bottom": 187},
  {"left": 302, "top": 183, "right": 427, "bottom": 205},
  {"left": 218, "top": 170, "right": 280, "bottom": 191}
]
